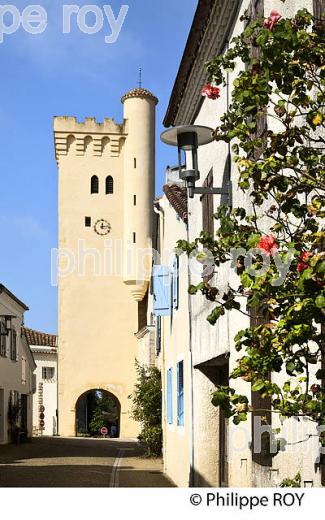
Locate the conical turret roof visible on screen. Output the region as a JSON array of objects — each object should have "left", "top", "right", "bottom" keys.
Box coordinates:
[{"left": 121, "top": 87, "right": 158, "bottom": 105}]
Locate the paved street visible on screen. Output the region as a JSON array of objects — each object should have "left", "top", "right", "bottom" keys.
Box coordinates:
[{"left": 0, "top": 437, "right": 175, "bottom": 487}]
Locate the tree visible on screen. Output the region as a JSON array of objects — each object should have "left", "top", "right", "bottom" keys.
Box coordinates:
[
  {"left": 131, "top": 362, "right": 162, "bottom": 456},
  {"left": 177, "top": 8, "right": 325, "bottom": 439},
  {"left": 88, "top": 393, "right": 118, "bottom": 436}
]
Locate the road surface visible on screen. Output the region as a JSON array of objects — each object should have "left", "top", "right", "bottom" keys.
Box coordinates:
[{"left": 0, "top": 436, "right": 175, "bottom": 487}]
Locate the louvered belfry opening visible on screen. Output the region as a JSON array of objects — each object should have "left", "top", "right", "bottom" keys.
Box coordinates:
[
  {"left": 106, "top": 176, "right": 114, "bottom": 194},
  {"left": 91, "top": 175, "right": 99, "bottom": 194}
]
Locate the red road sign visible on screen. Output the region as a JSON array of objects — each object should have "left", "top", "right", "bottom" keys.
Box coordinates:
[{"left": 100, "top": 426, "right": 108, "bottom": 436}]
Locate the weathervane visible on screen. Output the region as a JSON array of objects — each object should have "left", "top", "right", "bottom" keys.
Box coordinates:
[{"left": 138, "top": 68, "right": 142, "bottom": 88}]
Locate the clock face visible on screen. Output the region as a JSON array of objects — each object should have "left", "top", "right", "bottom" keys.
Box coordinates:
[{"left": 94, "top": 219, "right": 111, "bottom": 236}]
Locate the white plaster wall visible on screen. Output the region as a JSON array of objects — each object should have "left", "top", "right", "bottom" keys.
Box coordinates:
[
  {"left": 0, "top": 292, "right": 34, "bottom": 444},
  {"left": 187, "top": 0, "right": 321, "bottom": 487},
  {"left": 32, "top": 350, "right": 57, "bottom": 436},
  {"left": 159, "top": 195, "right": 192, "bottom": 487}
]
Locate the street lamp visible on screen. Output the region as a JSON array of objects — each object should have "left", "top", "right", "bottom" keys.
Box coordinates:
[
  {"left": 161, "top": 125, "right": 232, "bottom": 202},
  {"left": 0, "top": 315, "right": 16, "bottom": 336}
]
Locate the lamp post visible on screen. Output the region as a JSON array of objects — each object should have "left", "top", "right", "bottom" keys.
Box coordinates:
[{"left": 161, "top": 125, "right": 232, "bottom": 203}]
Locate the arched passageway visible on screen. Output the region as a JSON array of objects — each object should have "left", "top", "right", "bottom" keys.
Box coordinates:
[{"left": 75, "top": 389, "right": 121, "bottom": 438}]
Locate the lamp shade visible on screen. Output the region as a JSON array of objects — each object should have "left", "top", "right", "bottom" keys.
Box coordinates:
[{"left": 161, "top": 125, "right": 214, "bottom": 148}]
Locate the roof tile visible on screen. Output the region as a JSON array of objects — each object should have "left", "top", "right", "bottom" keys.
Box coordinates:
[{"left": 22, "top": 327, "right": 57, "bottom": 348}]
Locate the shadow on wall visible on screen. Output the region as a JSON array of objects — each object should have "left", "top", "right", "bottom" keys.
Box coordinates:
[{"left": 190, "top": 466, "right": 216, "bottom": 487}]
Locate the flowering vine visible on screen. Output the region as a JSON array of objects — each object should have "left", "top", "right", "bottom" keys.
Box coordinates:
[{"left": 177, "top": 8, "right": 325, "bottom": 440}]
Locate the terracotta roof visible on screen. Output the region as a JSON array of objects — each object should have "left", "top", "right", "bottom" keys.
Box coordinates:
[
  {"left": 163, "top": 184, "right": 188, "bottom": 223},
  {"left": 22, "top": 327, "right": 57, "bottom": 348},
  {"left": 121, "top": 87, "right": 158, "bottom": 105}
]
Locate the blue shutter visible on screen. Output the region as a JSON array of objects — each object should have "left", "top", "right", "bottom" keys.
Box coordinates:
[
  {"left": 177, "top": 361, "right": 184, "bottom": 426},
  {"left": 167, "top": 368, "right": 173, "bottom": 424},
  {"left": 172, "top": 255, "right": 179, "bottom": 310},
  {"left": 153, "top": 265, "right": 171, "bottom": 316}
]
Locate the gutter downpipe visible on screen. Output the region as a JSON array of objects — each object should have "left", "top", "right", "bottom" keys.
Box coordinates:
[
  {"left": 153, "top": 202, "right": 167, "bottom": 473},
  {"left": 187, "top": 212, "right": 195, "bottom": 487}
]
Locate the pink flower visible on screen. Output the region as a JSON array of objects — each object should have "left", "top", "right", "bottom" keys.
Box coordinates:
[
  {"left": 297, "top": 251, "right": 312, "bottom": 273},
  {"left": 201, "top": 83, "right": 220, "bottom": 100},
  {"left": 263, "top": 10, "right": 282, "bottom": 30},
  {"left": 257, "top": 235, "right": 278, "bottom": 256}
]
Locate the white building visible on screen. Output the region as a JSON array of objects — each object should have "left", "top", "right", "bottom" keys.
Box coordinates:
[
  {"left": 157, "top": 0, "right": 324, "bottom": 487},
  {"left": 0, "top": 284, "right": 36, "bottom": 444},
  {"left": 153, "top": 171, "right": 191, "bottom": 487},
  {"left": 23, "top": 328, "right": 58, "bottom": 437}
]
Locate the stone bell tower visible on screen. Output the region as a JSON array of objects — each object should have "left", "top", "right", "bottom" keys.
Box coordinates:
[{"left": 54, "top": 88, "right": 158, "bottom": 438}]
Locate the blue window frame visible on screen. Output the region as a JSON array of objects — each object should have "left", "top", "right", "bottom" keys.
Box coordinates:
[
  {"left": 177, "top": 361, "right": 184, "bottom": 426},
  {"left": 172, "top": 255, "right": 179, "bottom": 310},
  {"left": 167, "top": 368, "right": 173, "bottom": 424},
  {"left": 153, "top": 265, "right": 171, "bottom": 316}
]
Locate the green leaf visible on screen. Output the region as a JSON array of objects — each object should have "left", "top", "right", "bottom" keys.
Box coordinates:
[
  {"left": 247, "top": 233, "right": 261, "bottom": 249},
  {"left": 315, "top": 295, "right": 325, "bottom": 309},
  {"left": 252, "top": 380, "right": 265, "bottom": 392}
]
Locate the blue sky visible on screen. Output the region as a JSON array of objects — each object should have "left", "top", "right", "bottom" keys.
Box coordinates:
[{"left": 0, "top": 0, "right": 197, "bottom": 333}]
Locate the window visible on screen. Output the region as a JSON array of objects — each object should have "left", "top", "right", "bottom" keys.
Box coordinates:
[
  {"left": 202, "top": 170, "right": 214, "bottom": 236},
  {"left": 167, "top": 368, "right": 173, "bottom": 424},
  {"left": 134, "top": 158, "right": 137, "bottom": 168},
  {"left": 22, "top": 357, "right": 26, "bottom": 384},
  {"left": 177, "top": 361, "right": 184, "bottom": 426},
  {"left": 10, "top": 329, "right": 17, "bottom": 361},
  {"left": 106, "top": 176, "right": 114, "bottom": 194},
  {"left": 0, "top": 320, "right": 6, "bottom": 357},
  {"left": 202, "top": 170, "right": 214, "bottom": 280},
  {"left": 133, "top": 195, "right": 137, "bottom": 206},
  {"left": 133, "top": 232, "right": 136, "bottom": 244},
  {"left": 156, "top": 316, "right": 161, "bottom": 356},
  {"left": 85, "top": 217, "right": 91, "bottom": 227},
  {"left": 172, "top": 255, "right": 179, "bottom": 310},
  {"left": 42, "top": 367, "right": 55, "bottom": 380},
  {"left": 246, "top": 1, "right": 267, "bottom": 160},
  {"left": 314, "top": 0, "right": 325, "bottom": 26},
  {"left": 91, "top": 175, "right": 99, "bottom": 194}
]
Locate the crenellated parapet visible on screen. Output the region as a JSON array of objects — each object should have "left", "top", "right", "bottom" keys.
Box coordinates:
[{"left": 53, "top": 116, "right": 128, "bottom": 162}]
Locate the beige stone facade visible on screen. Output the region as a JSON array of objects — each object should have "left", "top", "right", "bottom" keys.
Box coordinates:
[{"left": 54, "top": 88, "right": 157, "bottom": 438}]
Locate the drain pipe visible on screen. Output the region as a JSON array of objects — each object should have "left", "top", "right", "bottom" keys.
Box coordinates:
[
  {"left": 186, "top": 211, "right": 196, "bottom": 487},
  {"left": 153, "top": 201, "right": 167, "bottom": 471}
]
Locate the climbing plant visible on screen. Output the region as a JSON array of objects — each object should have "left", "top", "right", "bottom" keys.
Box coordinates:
[{"left": 177, "top": 8, "right": 325, "bottom": 436}]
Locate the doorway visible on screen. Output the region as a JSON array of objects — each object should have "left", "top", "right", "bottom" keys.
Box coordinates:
[{"left": 75, "top": 389, "right": 121, "bottom": 438}]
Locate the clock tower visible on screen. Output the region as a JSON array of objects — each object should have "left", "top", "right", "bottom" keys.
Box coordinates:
[{"left": 54, "top": 88, "right": 158, "bottom": 437}]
